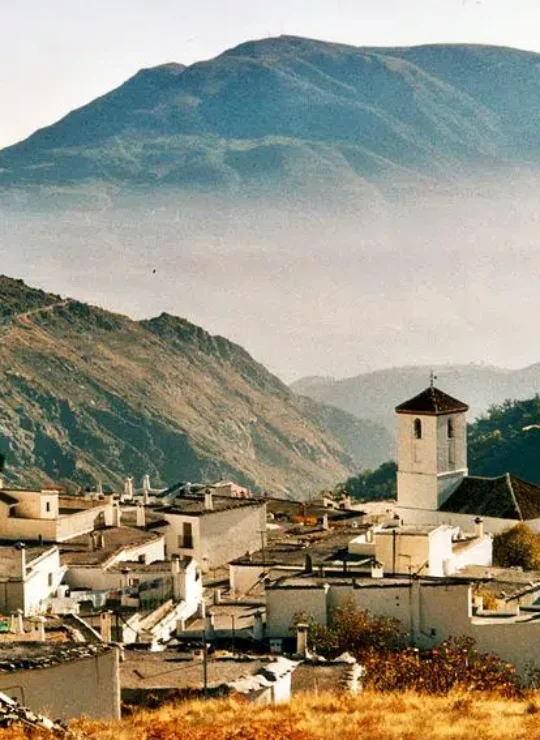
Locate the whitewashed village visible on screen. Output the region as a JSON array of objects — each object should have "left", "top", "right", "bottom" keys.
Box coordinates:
[{"left": 1, "top": 380, "right": 540, "bottom": 729}]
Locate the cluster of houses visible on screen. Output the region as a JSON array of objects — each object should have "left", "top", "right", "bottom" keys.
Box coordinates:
[{"left": 2, "top": 382, "right": 540, "bottom": 726}]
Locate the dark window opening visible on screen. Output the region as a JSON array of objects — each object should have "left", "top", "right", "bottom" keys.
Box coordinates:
[
  {"left": 413, "top": 418, "right": 422, "bottom": 439},
  {"left": 447, "top": 419, "right": 455, "bottom": 438}
]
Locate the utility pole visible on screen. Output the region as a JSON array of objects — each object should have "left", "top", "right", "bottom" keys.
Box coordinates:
[
  {"left": 202, "top": 626, "right": 208, "bottom": 697},
  {"left": 258, "top": 529, "right": 267, "bottom": 564},
  {"left": 231, "top": 614, "right": 236, "bottom": 655}
]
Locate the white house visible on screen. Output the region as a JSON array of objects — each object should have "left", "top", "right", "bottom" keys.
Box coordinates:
[
  {"left": 156, "top": 491, "right": 266, "bottom": 570},
  {"left": 347, "top": 520, "right": 492, "bottom": 577},
  {"left": 0, "top": 487, "right": 115, "bottom": 542},
  {"left": 0, "top": 544, "right": 65, "bottom": 616}
]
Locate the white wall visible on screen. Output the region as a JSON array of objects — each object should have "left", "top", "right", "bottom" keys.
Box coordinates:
[
  {"left": 0, "top": 648, "right": 120, "bottom": 720},
  {"left": 163, "top": 504, "right": 266, "bottom": 570},
  {"left": 266, "top": 586, "right": 328, "bottom": 638}
]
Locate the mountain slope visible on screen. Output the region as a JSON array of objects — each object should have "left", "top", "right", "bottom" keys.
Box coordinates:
[
  {"left": 292, "top": 364, "right": 540, "bottom": 431},
  {"left": 0, "top": 276, "right": 391, "bottom": 495},
  {"left": 2, "top": 37, "right": 540, "bottom": 197}
]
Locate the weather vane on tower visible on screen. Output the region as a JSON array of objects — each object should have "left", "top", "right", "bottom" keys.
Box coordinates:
[{"left": 430, "top": 369, "right": 437, "bottom": 388}]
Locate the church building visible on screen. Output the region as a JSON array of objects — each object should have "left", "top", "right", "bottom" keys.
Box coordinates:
[{"left": 393, "top": 384, "right": 540, "bottom": 533}]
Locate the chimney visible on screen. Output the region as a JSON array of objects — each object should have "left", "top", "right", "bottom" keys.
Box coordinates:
[
  {"left": 170, "top": 553, "right": 181, "bottom": 575},
  {"left": 322, "top": 513, "right": 330, "bottom": 531},
  {"left": 100, "top": 612, "right": 112, "bottom": 644},
  {"left": 204, "top": 491, "right": 214, "bottom": 511},
  {"left": 120, "top": 568, "right": 131, "bottom": 590},
  {"left": 96, "top": 480, "right": 103, "bottom": 495},
  {"left": 37, "top": 616, "right": 46, "bottom": 642},
  {"left": 136, "top": 503, "right": 146, "bottom": 528},
  {"left": 304, "top": 554, "right": 313, "bottom": 574},
  {"left": 112, "top": 504, "right": 122, "bottom": 528},
  {"left": 15, "top": 542, "right": 26, "bottom": 578},
  {"left": 124, "top": 477, "right": 134, "bottom": 500},
  {"left": 296, "top": 622, "right": 309, "bottom": 657},
  {"left": 371, "top": 560, "right": 384, "bottom": 579},
  {"left": 474, "top": 517, "right": 484, "bottom": 538}
]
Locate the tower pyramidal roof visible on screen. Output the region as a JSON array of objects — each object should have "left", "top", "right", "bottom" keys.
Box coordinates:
[{"left": 395, "top": 386, "right": 469, "bottom": 416}]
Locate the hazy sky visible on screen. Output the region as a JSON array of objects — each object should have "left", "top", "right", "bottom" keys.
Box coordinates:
[{"left": 2, "top": 0, "right": 540, "bottom": 149}]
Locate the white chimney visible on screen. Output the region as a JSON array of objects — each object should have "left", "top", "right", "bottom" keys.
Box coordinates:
[
  {"left": 322, "top": 513, "right": 330, "bottom": 531},
  {"left": 112, "top": 504, "right": 122, "bottom": 528},
  {"left": 136, "top": 503, "right": 146, "bottom": 528},
  {"left": 204, "top": 491, "right": 214, "bottom": 511},
  {"left": 96, "top": 480, "right": 103, "bottom": 495},
  {"left": 371, "top": 560, "right": 384, "bottom": 579},
  {"left": 474, "top": 517, "right": 484, "bottom": 539},
  {"left": 124, "top": 477, "right": 134, "bottom": 499},
  {"left": 15, "top": 542, "right": 26, "bottom": 578},
  {"left": 296, "top": 622, "right": 309, "bottom": 657},
  {"left": 0, "top": 475, "right": 4, "bottom": 490},
  {"left": 100, "top": 612, "right": 112, "bottom": 644}
]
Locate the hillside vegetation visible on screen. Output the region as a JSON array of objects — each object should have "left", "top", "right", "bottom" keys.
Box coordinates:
[
  {"left": 2, "top": 692, "right": 540, "bottom": 739},
  {"left": 3, "top": 38, "right": 540, "bottom": 199},
  {"left": 0, "top": 276, "right": 391, "bottom": 496}
]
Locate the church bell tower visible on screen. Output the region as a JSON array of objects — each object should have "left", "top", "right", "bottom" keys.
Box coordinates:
[{"left": 395, "top": 380, "right": 469, "bottom": 511}]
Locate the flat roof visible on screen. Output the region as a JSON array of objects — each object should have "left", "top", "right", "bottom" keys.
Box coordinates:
[
  {"left": 60, "top": 527, "right": 163, "bottom": 567},
  {"left": 0, "top": 544, "right": 56, "bottom": 577},
  {"left": 157, "top": 494, "right": 264, "bottom": 517},
  {"left": 376, "top": 524, "right": 448, "bottom": 536},
  {"left": 0, "top": 643, "right": 112, "bottom": 673},
  {"left": 231, "top": 527, "right": 370, "bottom": 568}
]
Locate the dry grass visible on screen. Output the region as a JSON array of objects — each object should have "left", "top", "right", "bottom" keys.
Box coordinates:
[{"left": 3, "top": 691, "right": 540, "bottom": 740}]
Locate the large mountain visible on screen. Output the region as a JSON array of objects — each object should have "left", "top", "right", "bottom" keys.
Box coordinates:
[
  {"left": 292, "top": 364, "right": 540, "bottom": 431},
  {"left": 2, "top": 37, "right": 540, "bottom": 199},
  {"left": 0, "top": 276, "right": 391, "bottom": 496}
]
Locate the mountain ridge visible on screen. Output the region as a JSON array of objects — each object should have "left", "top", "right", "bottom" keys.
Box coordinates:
[
  {"left": 0, "top": 275, "right": 392, "bottom": 495},
  {"left": 292, "top": 364, "right": 540, "bottom": 432},
  {"left": 3, "top": 36, "right": 540, "bottom": 199}
]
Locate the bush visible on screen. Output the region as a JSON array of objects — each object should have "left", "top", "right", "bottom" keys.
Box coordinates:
[
  {"left": 493, "top": 524, "right": 540, "bottom": 570},
  {"left": 297, "top": 603, "right": 523, "bottom": 697}
]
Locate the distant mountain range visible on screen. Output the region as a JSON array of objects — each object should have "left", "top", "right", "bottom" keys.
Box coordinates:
[
  {"left": 292, "top": 364, "right": 540, "bottom": 432},
  {"left": 2, "top": 37, "right": 540, "bottom": 200},
  {"left": 0, "top": 276, "right": 392, "bottom": 495}
]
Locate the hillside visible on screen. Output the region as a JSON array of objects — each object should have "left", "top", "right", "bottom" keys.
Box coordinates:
[
  {"left": 0, "top": 276, "right": 391, "bottom": 496},
  {"left": 292, "top": 364, "right": 540, "bottom": 431},
  {"left": 2, "top": 37, "right": 540, "bottom": 198},
  {"left": 2, "top": 692, "right": 538, "bottom": 739}
]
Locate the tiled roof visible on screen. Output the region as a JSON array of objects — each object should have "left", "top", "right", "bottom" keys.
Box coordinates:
[
  {"left": 440, "top": 473, "right": 540, "bottom": 520},
  {"left": 395, "top": 386, "right": 469, "bottom": 416}
]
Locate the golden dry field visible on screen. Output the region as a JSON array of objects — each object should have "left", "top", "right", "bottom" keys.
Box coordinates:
[{"left": 2, "top": 691, "right": 540, "bottom": 740}]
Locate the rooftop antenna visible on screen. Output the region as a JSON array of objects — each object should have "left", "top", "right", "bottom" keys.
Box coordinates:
[{"left": 430, "top": 370, "right": 437, "bottom": 388}]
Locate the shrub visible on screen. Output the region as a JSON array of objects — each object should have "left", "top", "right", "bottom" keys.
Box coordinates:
[{"left": 493, "top": 524, "right": 540, "bottom": 570}]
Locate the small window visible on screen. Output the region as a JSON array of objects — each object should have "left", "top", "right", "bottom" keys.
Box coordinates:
[
  {"left": 413, "top": 418, "right": 422, "bottom": 439},
  {"left": 45, "top": 502, "right": 51, "bottom": 513},
  {"left": 47, "top": 573, "right": 53, "bottom": 588},
  {"left": 447, "top": 419, "right": 455, "bottom": 439},
  {"left": 183, "top": 522, "right": 194, "bottom": 549}
]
